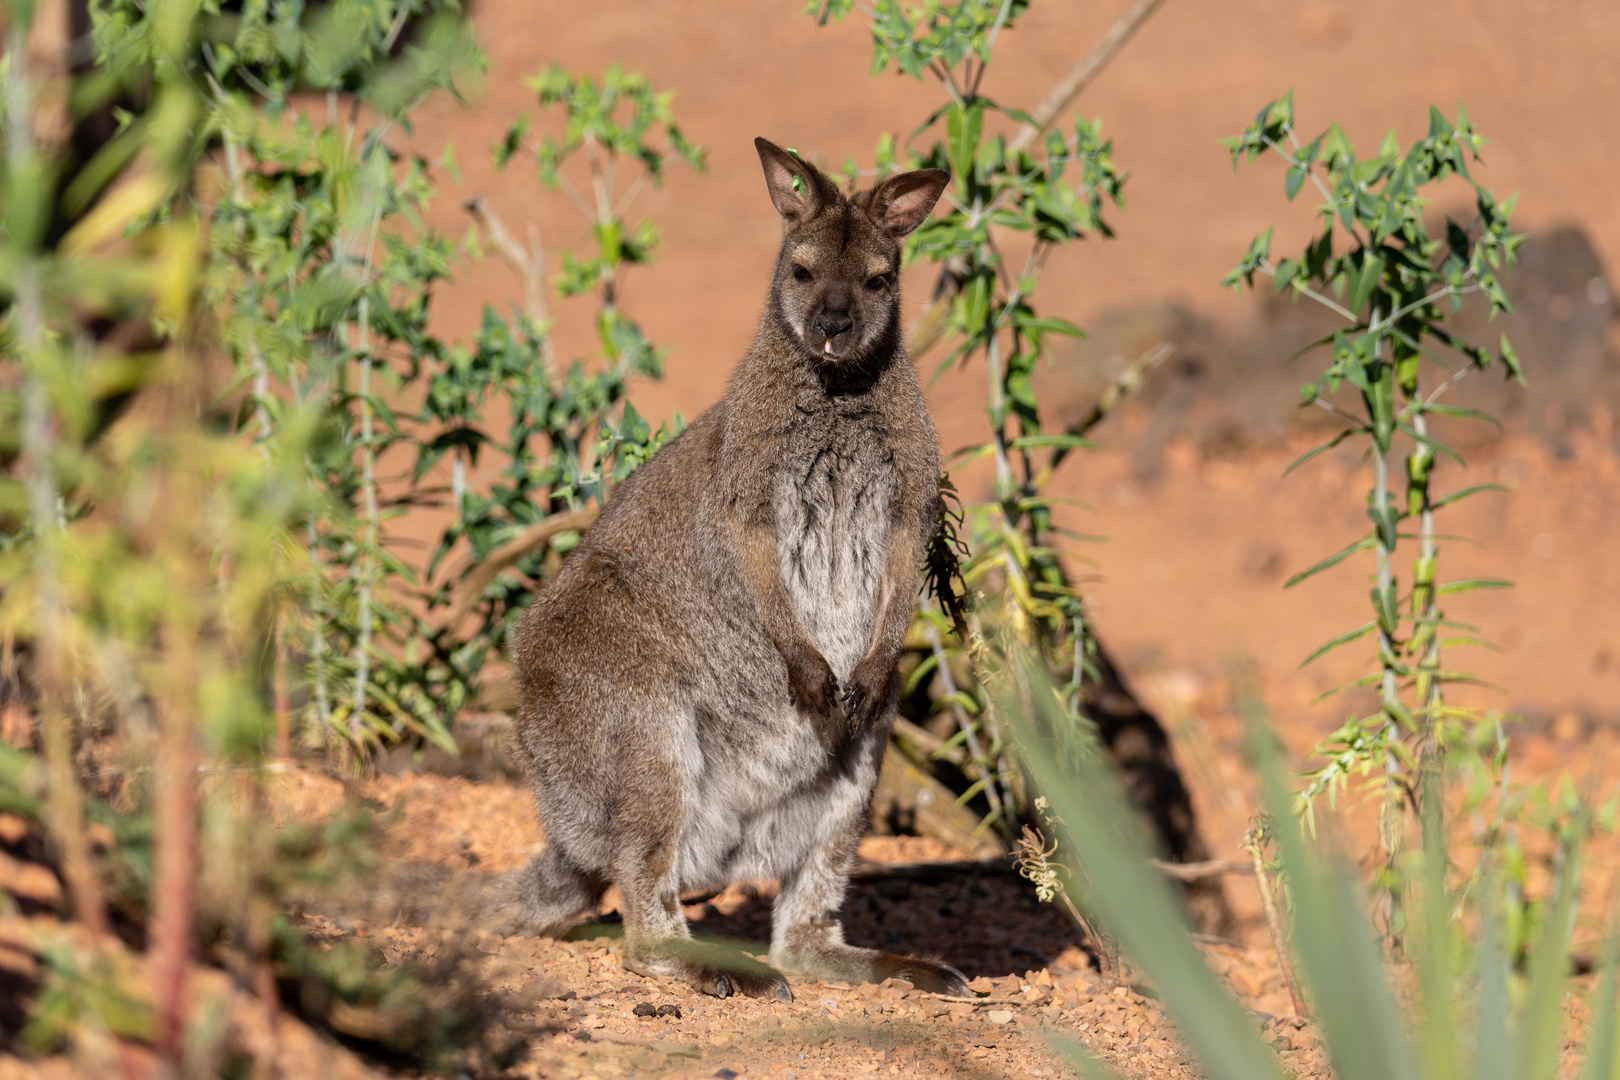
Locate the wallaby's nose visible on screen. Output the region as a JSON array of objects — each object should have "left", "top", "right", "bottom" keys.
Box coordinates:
[{"left": 813, "top": 313, "right": 854, "bottom": 339}]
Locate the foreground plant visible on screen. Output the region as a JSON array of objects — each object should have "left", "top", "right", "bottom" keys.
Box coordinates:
[{"left": 998, "top": 639, "right": 1611, "bottom": 1080}]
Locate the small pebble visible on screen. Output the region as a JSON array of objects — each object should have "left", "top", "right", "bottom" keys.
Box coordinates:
[
  {"left": 657, "top": 1003, "right": 682, "bottom": 1019},
  {"left": 633, "top": 1002, "right": 658, "bottom": 1018},
  {"left": 986, "top": 1009, "right": 1015, "bottom": 1025}
]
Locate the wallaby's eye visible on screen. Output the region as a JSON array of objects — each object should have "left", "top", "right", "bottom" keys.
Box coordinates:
[
  {"left": 864, "top": 274, "right": 889, "bottom": 293},
  {"left": 792, "top": 265, "right": 813, "bottom": 283}
]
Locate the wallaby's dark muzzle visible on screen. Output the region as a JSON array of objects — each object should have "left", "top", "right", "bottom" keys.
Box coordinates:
[{"left": 813, "top": 314, "right": 854, "bottom": 339}]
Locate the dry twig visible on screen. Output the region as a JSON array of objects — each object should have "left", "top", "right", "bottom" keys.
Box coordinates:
[
  {"left": 441, "top": 507, "right": 600, "bottom": 627},
  {"left": 1245, "top": 822, "right": 1308, "bottom": 1017},
  {"left": 464, "top": 194, "right": 553, "bottom": 373},
  {"left": 1008, "top": 0, "right": 1171, "bottom": 154}
]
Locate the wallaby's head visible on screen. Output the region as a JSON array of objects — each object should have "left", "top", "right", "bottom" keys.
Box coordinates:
[{"left": 755, "top": 137, "right": 949, "bottom": 365}]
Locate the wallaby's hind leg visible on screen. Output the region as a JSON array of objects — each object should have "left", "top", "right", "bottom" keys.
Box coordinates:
[
  {"left": 614, "top": 819, "right": 792, "bottom": 1000},
  {"left": 769, "top": 755, "right": 972, "bottom": 996}
]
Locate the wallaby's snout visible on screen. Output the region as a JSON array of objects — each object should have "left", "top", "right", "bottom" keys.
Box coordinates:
[
  {"left": 809, "top": 290, "right": 856, "bottom": 353},
  {"left": 754, "top": 136, "right": 949, "bottom": 364}
]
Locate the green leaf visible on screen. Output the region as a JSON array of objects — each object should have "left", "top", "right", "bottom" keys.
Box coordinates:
[
  {"left": 1285, "top": 535, "right": 1376, "bottom": 589},
  {"left": 903, "top": 652, "right": 941, "bottom": 695},
  {"left": 1473, "top": 874, "right": 1512, "bottom": 1080},
  {"left": 1008, "top": 433, "right": 1098, "bottom": 452},
  {"left": 1349, "top": 252, "right": 1385, "bottom": 315},
  {"left": 1241, "top": 685, "right": 1423, "bottom": 1080},
  {"left": 1420, "top": 403, "right": 1502, "bottom": 430},
  {"left": 1416, "top": 769, "right": 1456, "bottom": 1080},
  {"left": 946, "top": 101, "right": 985, "bottom": 188},
  {"left": 1518, "top": 824, "right": 1582, "bottom": 1080},
  {"left": 1395, "top": 423, "right": 1465, "bottom": 466},
  {"left": 1434, "top": 578, "right": 1512, "bottom": 595},
  {"left": 1284, "top": 428, "right": 1365, "bottom": 475},
  {"left": 1430, "top": 483, "right": 1506, "bottom": 511},
  {"left": 1300, "top": 622, "right": 1378, "bottom": 667},
  {"left": 1578, "top": 930, "right": 1620, "bottom": 1080}
]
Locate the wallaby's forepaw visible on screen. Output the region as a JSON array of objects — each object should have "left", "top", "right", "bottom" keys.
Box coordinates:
[
  {"left": 840, "top": 656, "right": 897, "bottom": 734},
  {"left": 787, "top": 645, "right": 843, "bottom": 723},
  {"left": 871, "top": 953, "right": 973, "bottom": 997}
]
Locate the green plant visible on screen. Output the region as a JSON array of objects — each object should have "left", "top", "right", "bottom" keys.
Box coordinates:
[
  {"left": 998, "top": 637, "right": 1613, "bottom": 1080},
  {"left": 0, "top": 0, "right": 565, "bottom": 1069},
  {"left": 412, "top": 64, "right": 701, "bottom": 699},
  {"left": 1223, "top": 93, "right": 1526, "bottom": 896},
  {"left": 180, "top": 0, "right": 699, "bottom": 757}
]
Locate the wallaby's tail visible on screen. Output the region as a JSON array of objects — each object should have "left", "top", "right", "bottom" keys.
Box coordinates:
[{"left": 300, "top": 847, "right": 608, "bottom": 939}]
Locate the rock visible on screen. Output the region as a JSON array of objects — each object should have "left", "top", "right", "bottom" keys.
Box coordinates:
[
  {"left": 986, "top": 1010, "right": 1015, "bottom": 1025},
  {"left": 1228, "top": 967, "right": 1266, "bottom": 997}
]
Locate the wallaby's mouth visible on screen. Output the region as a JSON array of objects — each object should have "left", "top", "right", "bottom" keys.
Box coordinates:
[{"left": 803, "top": 318, "right": 862, "bottom": 361}]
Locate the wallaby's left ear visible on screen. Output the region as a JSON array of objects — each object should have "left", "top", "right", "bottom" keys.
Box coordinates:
[{"left": 869, "top": 169, "right": 951, "bottom": 237}]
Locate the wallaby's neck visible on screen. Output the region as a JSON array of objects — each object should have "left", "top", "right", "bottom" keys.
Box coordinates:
[{"left": 754, "top": 291, "right": 902, "bottom": 398}]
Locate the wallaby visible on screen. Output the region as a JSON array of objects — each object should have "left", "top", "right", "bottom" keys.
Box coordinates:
[{"left": 378, "top": 139, "right": 964, "bottom": 1001}]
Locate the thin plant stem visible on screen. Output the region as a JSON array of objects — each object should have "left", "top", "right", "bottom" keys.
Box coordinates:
[
  {"left": 922, "top": 604, "right": 1003, "bottom": 826},
  {"left": 1246, "top": 825, "right": 1308, "bottom": 1017},
  {"left": 352, "top": 293, "right": 377, "bottom": 739},
  {"left": 8, "top": 7, "right": 110, "bottom": 942}
]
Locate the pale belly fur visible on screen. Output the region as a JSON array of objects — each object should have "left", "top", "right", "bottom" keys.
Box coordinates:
[{"left": 667, "top": 466, "right": 892, "bottom": 889}]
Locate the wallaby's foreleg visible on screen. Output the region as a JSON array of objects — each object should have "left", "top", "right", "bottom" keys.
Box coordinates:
[
  {"left": 769, "top": 764, "right": 971, "bottom": 996},
  {"left": 614, "top": 819, "right": 792, "bottom": 1000}
]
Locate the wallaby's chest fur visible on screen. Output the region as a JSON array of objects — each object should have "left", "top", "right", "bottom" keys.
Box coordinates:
[{"left": 773, "top": 392, "right": 897, "bottom": 682}]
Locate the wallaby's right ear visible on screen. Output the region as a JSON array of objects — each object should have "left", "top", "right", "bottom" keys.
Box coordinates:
[{"left": 755, "top": 137, "right": 821, "bottom": 225}]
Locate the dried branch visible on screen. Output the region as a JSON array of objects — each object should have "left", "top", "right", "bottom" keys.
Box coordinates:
[
  {"left": 465, "top": 194, "right": 553, "bottom": 373},
  {"left": 1245, "top": 824, "right": 1308, "bottom": 1017},
  {"left": 1008, "top": 0, "right": 1171, "bottom": 154},
  {"left": 441, "top": 507, "right": 600, "bottom": 627},
  {"left": 1149, "top": 857, "right": 1249, "bottom": 882},
  {"left": 1032, "top": 341, "right": 1173, "bottom": 489}
]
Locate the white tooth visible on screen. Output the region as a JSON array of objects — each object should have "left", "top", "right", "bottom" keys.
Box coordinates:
[{"left": 823, "top": 340, "right": 833, "bottom": 354}]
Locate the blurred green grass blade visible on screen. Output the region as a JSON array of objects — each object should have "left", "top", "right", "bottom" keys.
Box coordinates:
[
  {"left": 1519, "top": 828, "right": 1582, "bottom": 1080},
  {"left": 998, "top": 650, "right": 1286, "bottom": 1080},
  {"left": 1418, "top": 768, "right": 1457, "bottom": 1080},
  {"left": 1472, "top": 874, "right": 1512, "bottom": 1080},
  {"left": 1241, "top": 682, "right": 1422, "bottom": 1080},
  {"left": 1047, "top": 1033, "right": 1131, "bottom": 1080},
  {"left": 1579, "top": 930, "right": 1620, "bottom": 1080}
]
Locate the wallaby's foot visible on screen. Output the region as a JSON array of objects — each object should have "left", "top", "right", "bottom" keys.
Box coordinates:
[
  {"left": 625, "top": 944, "right": 794, "bottom": 1001},
  {"left": 686, "top": 963, "right": 794, "bottom": 1001},
  {"left": 773, "top": 944, "right": 972, "bottom": 998},
  {"left": 868, "top": 952, "right": 973, "bottom": 997}
]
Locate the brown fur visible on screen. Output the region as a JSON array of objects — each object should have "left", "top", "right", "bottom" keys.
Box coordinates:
[{"left": 405, "top": 140, "right": 963, "bottom": 1001}]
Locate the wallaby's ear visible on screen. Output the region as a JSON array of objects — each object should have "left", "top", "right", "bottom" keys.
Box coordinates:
[
  {"left": 869, "top": 169, "right": 951, "bottom": 237},
  {"left": 755, "top": 137, "right": 822, "bottom": 224}
]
